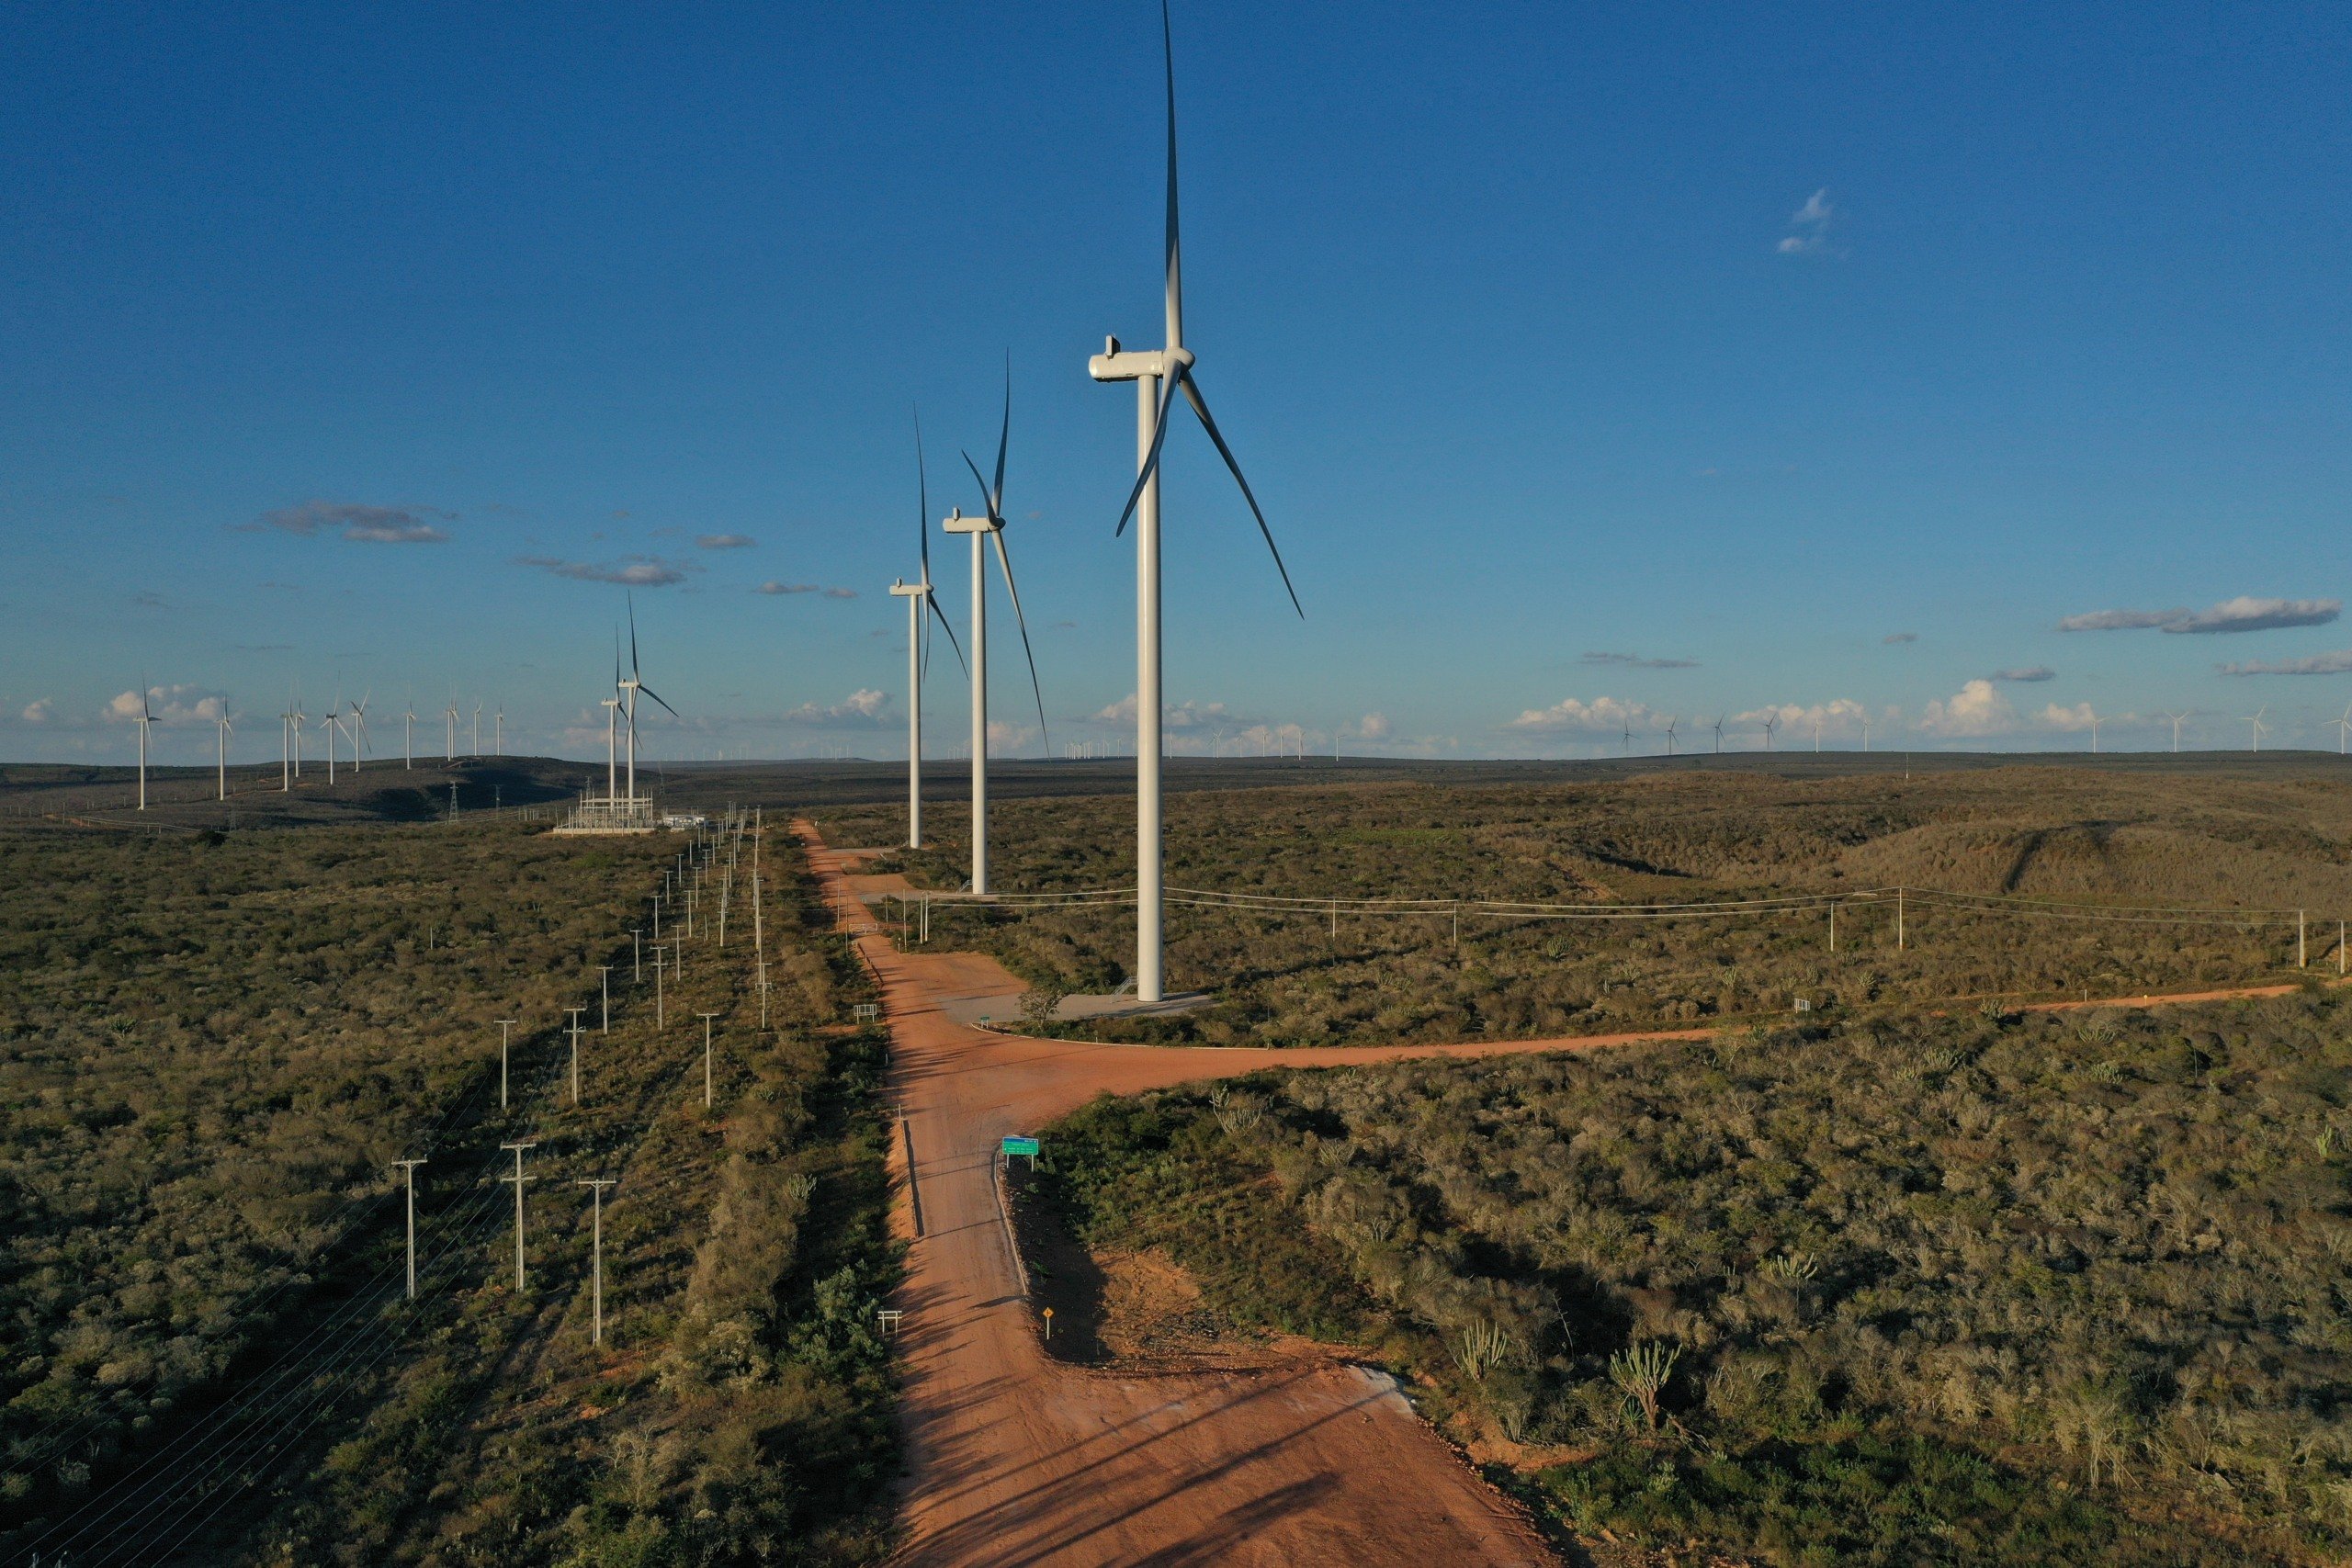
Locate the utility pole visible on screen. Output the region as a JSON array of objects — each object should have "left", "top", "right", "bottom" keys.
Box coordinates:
[
  {"left": 1896, "top": 886, "right": 1905, "bottom": 952},
  {"left": 696, "top": 1011, "right": 720, "bottom": 1110},
  {"left": 494, "top": 1019, "right": 516, "bottom": 1111},
  {"left": 577, "top": 1178, "right": 616, "bottom": 1344},
  {"left": 630, "top": 928, "right": 643, "bottom": 982},
  {"left": 597, "top": 965, "right": 613, "bottom": 1033},
  {"left": 652, "top": 894, "right": 662, "bottom": 944},
  {"left": 654, "top": 944, "right": 666, "bottom": 1028},
  {"left": 500, "top": 1142, "right": 537, "bottom": 1291},
  {"left": 752, "top": 818, "right": 768, "bottom": 1028},
  {"left": 566, "top": 1007, "right": 587, "bottom": 1103},
  {"left": 392, "top": 1158, "right": 427, "bottom": 1300}
]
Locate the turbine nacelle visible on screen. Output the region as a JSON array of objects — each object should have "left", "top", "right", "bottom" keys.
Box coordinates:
[
  {"left": 1090, "top": 342, "right": 1193, "bottom": 384},
  {"left": 942, "top": 507, "right": 1001, "bottom": 536}
]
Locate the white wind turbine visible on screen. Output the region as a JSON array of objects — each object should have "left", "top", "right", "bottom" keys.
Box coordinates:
[
  {"left": 132, "top": 679, "right": 156, "bottom": 810},
  {"left": 1860, "top": 711, "right": 1871, "bottom": 751},
  {"left": 2335, "top": 702, "right": 2352, "bottom": 756},
  {"left": 943, "top": 367, "right": 1049, "bottom": 896},
  {"left": 444, "top": 696, "right": 458, "bottom": 762},
  {"left": 1620, "top": 713, "right": 1634, "bottom": 756},
  {"left": 322, "top": 691, "right": 342, "bottom": 784},
  {"left": 2161, "top": 710, "right": 2188, "bottom": 752},
  {"left": 1761, "top": 713, "right": 1780, "bottom": 751},
  {"left": 599, "top": 637, "right": 623, "bottom": 803},
  {"left": 403, "top": 697, "right": 417, "bottom": 770},
  {"left": 2248, "top": 705, "right": 2269, "bottom": 752},
  {"left": 888, "top": 414, "right": 966, "bottom": 849},
  {"left": 471, "top": 702, "right": 481, "bottom": 758},
  {"left": 618, "top": 593, "right": 680, "bottom": 806},
  {"left": 494, "top": 705, "right": 503, "bottom": 758},
  {"left": 1663, "top": 716, "right": 1679, "bottom": 756},
  {"left": 2087, "top": 706, "right": 2101, "bottom": 754},
  {"left": 216, "top": 710, "right": 233, "bottom": 801},
  {"left": 1711, "top": 714, "right": 1725, "bottom": 754},
  {"left": 1088, "top": 2, "right": 1303, "bottom": 1003},
  {"left": 280, "top": 687, "right": 300, "bottom": 790},
  {"left": 1812, "top": 715, "right": 1822, "bottom": 752},
  {"left": 288, "top": 686, "right": 307, "bottom": 783},
  {"left": 347, "top": 692, "right": 370, "bottom": 772}
]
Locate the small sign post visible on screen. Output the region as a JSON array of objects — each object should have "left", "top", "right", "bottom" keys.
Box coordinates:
[
  {"left": 1001, "top": 1135, "right": 1040, "bottom": 1168},
  {"left": 1041, "top": 1306, "right": 1054, "bottom": 1341}
]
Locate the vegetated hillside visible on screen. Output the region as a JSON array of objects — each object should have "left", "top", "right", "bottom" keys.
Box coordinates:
[
  {"left": 253, "top": 825, "right": 900, "bottom": 1567},
  {"left": 1034, "top": 993, "right": 2352, "bottom": 1565},
  {"left": 820, "top": 767, "right": 2352, "bottom": 1045},
  {"left": 0, "top": 818, "right": 669, "bottom": 1544}
]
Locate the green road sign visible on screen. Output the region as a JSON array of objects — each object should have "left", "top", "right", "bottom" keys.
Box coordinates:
[{"left": 1001, "top": 1136, "right": 1040, "bottom": 1158}]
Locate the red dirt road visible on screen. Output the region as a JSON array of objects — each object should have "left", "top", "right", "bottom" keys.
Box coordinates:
[
  {"left": 802, "top": 829, "right": 1577, "bottom": 1567},
  {"left": 804, "top": 826, "right": 2313, "bottom": 1566}
]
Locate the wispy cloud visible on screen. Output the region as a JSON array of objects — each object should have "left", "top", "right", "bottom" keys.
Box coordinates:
[
  {"left": 517, "top": 554, "right": 695, "bottom": 586},
  {"left": 1777, "top": 188, "right": 1837, "bottom": 256},
  {"left": 2219, "top": 649, "right": 2352, "bottom": 676},
  {"left": 1990, "top": 666, "right": 2055, "bottom": 682},
  {"left": 1581, "top": 650, "right": 1699, "bottom": 670},
  {"left": 1350, "top": 711, "right": 1391, "bottom": 740},
  {"left": 19, "top": 699, "right": 52, "bottom": 724},
  {"left": 695, "top": 533, "right": 755, "bottom": 549},
  {"left": 249, "top": 500, "right": 451, "bottom": 543},
  {"left": 105, "top": 683, "right": 228, "bottom": 725},
  {"left": 754, "top": 581, "right": 857, "bottom": 599},
  {"left": 1883, "top": 632, "right": 1917, "bottom": 645},
  {"left": 2060, "top": 596, "right": 2339, "bottom": 635}
]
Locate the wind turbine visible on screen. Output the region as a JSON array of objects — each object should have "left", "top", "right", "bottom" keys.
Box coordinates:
[
  {"left": 2086, "top": 706, "right": 2101, "bottom": 754},
  {"left": 1087, "top": 2, "right": 1302, "bottom": 1003},
  {"left": 494, "top": 705, "right": 503, "bottom": 758},
  {"left": 280, "top": 687, "right": 300, "bottom": 790},
  {"left": 289, "top": 687, "right": 307, "bottom": 781},
  {"left": 216, "top": 711, "right": 233, "bottom": 801},
  {"left": 618, "top": 593, "right": 679, "bottom": 805},
  {"left": 888, "top": 413, "right": 966, "bottom": 849},
  {"left": 1711, "top": 715, "right": 1725, "bottom": 754},
  {"left": 1620, "top": 713, "right": 1634, "bottom": 756},
  {"left": 133, "top": 679, "right": 155, "bottom": 810},
  {"left": 445, "top": 696, "right": 458, "bottom": 762},
  {"left": 943, "top": 366, "right": 1049, "bottom": 896},
  {"left": 2160, "top": 710, "right": 2188, "bottom": 752},
  {"left": 1762, "top": 713, "right": 1780, "bottom": 751},
  {"left": 322, "top": 692, "right": 341, "bottom": 784},
  {"left": 471, "top": 702, "right": 481, "bottom": 758},
  {"left": 1860, "top": 712, "right": 1871, "bottom": 752},
  {"left": 403, "top": 697, "right": 417, "bottom": 770},
  {"left": 2335, "top": 703, "right": 2352, "bottom": 756},
  {"left": 2248, "top": 705, "right": 2268, "bottom": 753},
  {"left": 1663, "top": 716, "right": 1679, "bottom": 756},
  {"left": 1812, "top": 715, "right": 1822, "bottom": 752},
  {"left": 347, "top": 692, "right": 370, "bottom": 772}
]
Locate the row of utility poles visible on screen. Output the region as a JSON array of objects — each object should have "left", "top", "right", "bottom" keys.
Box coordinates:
[{"left": 388, "top": 807, "right": 765, "bottom": 1347}]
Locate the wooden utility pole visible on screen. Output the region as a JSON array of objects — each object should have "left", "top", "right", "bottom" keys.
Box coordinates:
[
  {"left": 500, "top": 1142, "right": 537, "bottom": 1291},
  {"left": 392, "top": 1158, "right": 426, "bottom": 1299},
  {"left": 597, "top": 965, "right": 613, "bottom": 1032},
  {"left": 697, "top": 1011, "right": 721, "bottom": 1109},
  {"left": 577, "top": 1178, "right": 616, "bottom": 1343},
  {"left": 566, "top": 1008, "right": 587, "bottom": 1104},
  {"left": 494, "top": 1019, "right": 516, "bottom": 1111}
]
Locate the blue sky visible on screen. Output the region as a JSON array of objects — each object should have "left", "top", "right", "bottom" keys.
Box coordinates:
[{"left": 5, "top": 1, "right": 2349, "bottom": 764}]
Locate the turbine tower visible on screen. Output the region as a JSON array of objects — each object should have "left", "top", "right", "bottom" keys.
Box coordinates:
[
  {"left": 322, "top": 692, "right": 341, "bottom": 784},
  {"left": 888, "top": 414, "right": 965, "bottom": 849},
  {"left": 942, "top": 367, "right": 1048, "bottom": 896},
  {"left": 403, "top": 698, "right": 417, "bottom": 770},
  {"left": 444, "top": 696, "right": 458, "bottom": 762},
  {"left": 347, "top": 693, "right": 369, "bottom": 772},
  {"left": 471, "top": 702, "right": 481, "bottom": 758},
  {"left": 494, "top": 705, "right": 503, "bottom": 758},
  {"left": 2248, "top": 705, "right": 2268, "bottom": 753},
  {"left": 216, "top": 711, "right": 233, "bottom": 801},
  {"left": 2162, "top": 710, "right": 2188, "bottom": 752},
  {"left": 2086, "top": 706, "right": 2101, "bottom": 754},
  {"left": 1663, "top": 716, "right": 1679, "bottom": 756},
  {"left": 1711, "top": 715, "right": 1724, "bottom": 754},
  {"left": 2335, "top": 703, "right": 2352, "bottom": 756},
  {"left": 1088, "top": 2, "right": 1301, "bottom": 1003},
  {"left": 1762, "top": 713, "right": 1780, "bottom": 751}
]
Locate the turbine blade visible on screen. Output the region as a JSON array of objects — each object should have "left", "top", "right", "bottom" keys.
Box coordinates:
[
  {"left": 926, "top": 592, "right": 968, "bottom": 678},
  {"left": 961, "top": 450, "right": 1001, "bottom": 525},
  {"left": 1113, "top": 371, "right": 1182, "bottom": 537},
  {"left": 1162, "top": 0, "right": 1182, "bottom": 346},
  {"left": 1180, "top": 372, "right": 1303, "bottom": 617},
  {"left": 989, "top": 531, "right": 1049, "bottom": 755},
  {"left": 991, "top": 354, "right": 1010, "bottom": 515},
  {"left": 628, "top": 591, "right": 640, "bottom": 677},
  {"left": 636, "top": 682, "right": 681, "bottom": 720},
  {"left": 915, "top": 408, "right": 932, "bottom": 578}
]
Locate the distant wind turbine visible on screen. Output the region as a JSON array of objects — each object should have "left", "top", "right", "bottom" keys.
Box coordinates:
[
  {"left": 618, "top": 592, "right": 680, "bottom": 805},
  {"left": 494, "top": 705, "right": 503, "bottom": 758},
  {"left": 1761, "top": 713, "right": 1780, "bottom": 751},
  {"left": 1621, "top": 714, "right": 1634, "bottom": 756},
  {"left": 2335, "top": 703, "right": 2352, "bottom": 756},
  {"left": 1663, "top": 716, "right": 1679, "bottom": 756},
  {"left": 471, "top": 702, "right": 481, "bottom": 758},
  {"left": 1812, "top": 715, "right": 1822, "bottom": 752},
  {"left": 888, "top": 412, "right": 967, "bottom": 849},
  {"left": 2161, "top": 710, "right": 2188, "bottom": 752},
  {"left": 1711, "top": 715, "right": 1725, "bottom": 754},
  {"left": 1088, "top": 0, "right": 1301, "bottom": 1001},
  {"left": 133, "top": 679, "right": 155, "bottom": 810},
  {"left": 403, "top": 698, "right": 417, "bottom": 770},
  {"left": 1860, "top": 712, "right": 1871, "bottom": 752},
  {"left": 281, "top": 688, "right": 300, "bottom": 791},
  {"left": 944, "top": 365, "right": 1049, "bottom": 896},
  {"left": 2249, "top": 705, "right": 2269, "bottom": 753},
  {"left": 2087, "top": 706, "right": 2101, "bottom": 754},
  {"left": 444, "top": 696, "right": 458, "bottom": 762},
  {"left": 322, "top": 692, "right": 341, "bottom": 784},
  {"left": 347, "top": 693, "right": 370, "bottom": 772},
  {"left": 216, "top": 711, "right": 233, "bottom": 801}
]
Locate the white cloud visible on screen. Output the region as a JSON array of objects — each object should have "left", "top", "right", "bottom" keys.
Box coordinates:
[
  {"left": 1777, "top": 188, "right": 1835, "bottom": 255},
  {"left": 1352, "top": 711, "right": 1391, "bottom": 740},
  {"left": 104, "top": 684, "right": 228, "bottom": 726},
  {"left": 781, "top": 689, "right": 892, "bottom": 727},
  {"left": 1505, "top": 695, "right": 1668, "bottom": 734},
  {"left": 2038, "top": 701, "right": 2097, "bottom": 731},
  {"left": 1581, "top": 651, "right": 1698, "bottom": 670},
  {"left": 2060, "top": 596, "right": 2339, "bottom": 635},
  {"left": 1990, "top": 666, "right": 2055, "bottom": 682},
  {"left": 986, "top": 719, "right": 1037, "bottom": 750},
  {"left": 20, "top": 700, "right": 51, "bottom": 724},
  {"left": 695, "top": 533, "right": 755, "bottom": 549},
  {"left": 1917, "top": 679, "right": 2016, "bottom": 737},
  {"left": 1733, "top": 698, "right": 1869, "bottom": 736},
  {"left": 2220, "top": 649, "right": 2352, "bottom": 676},
  {"left": 1092, "top": 694, "right": 1235, "bottom": 730}
]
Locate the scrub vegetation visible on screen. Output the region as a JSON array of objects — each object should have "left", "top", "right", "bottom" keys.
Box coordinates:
[
  {"left": 0, "top": 817, "right": 899, "bottom": 1565},
  {"left": 822, "top": 764, "right": 2352, "bottom": 1044},
  {"left": 1033, "top": 994, "right": 2352, "bottom": 1564}
]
